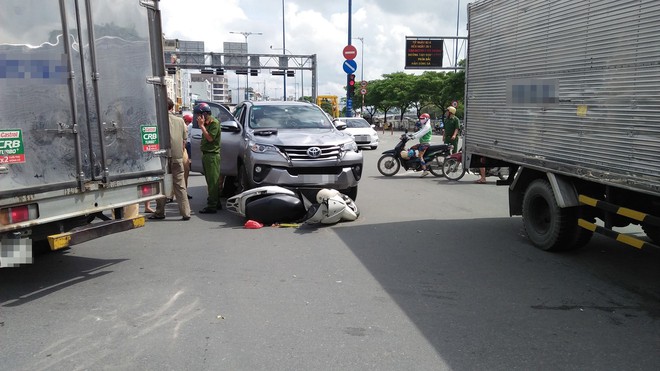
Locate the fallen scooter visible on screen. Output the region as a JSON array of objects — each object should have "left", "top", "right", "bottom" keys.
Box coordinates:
[
  {"left": 226, "top": 186, "right": 359, "bottom": 225},
  {"left": 377, "top": 131, "right": 452, "bottom": 177}
]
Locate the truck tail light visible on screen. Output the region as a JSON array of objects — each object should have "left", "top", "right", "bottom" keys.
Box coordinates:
[
  {"left": 0, "top": 204, "right": 39, "bottom": 225},
  {"left": 140, "top": 183, "right": 159, "bottom": 197}
]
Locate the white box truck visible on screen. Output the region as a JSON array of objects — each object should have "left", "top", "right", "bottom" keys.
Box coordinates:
[
  {"left": 464, "top": 0, "right": 660, "bottom": 251},
  {"left": 0, "top": 0, "right": 171, "bottom": 266}
]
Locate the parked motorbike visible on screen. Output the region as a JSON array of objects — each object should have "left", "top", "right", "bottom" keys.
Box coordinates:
[
  {"left": 442, "top": 150, "right": 508, "bottom": 181},
  {"left": 377, "top": 132, "right": 452, "bottom": 177}
]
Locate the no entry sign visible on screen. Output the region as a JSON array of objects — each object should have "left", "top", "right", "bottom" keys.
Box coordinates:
[{"left": 343, "top": 45, "right": 357, "bottom": 60}]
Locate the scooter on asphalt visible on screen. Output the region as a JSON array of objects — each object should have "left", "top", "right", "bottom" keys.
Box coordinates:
[
  {"left": 377, "top": 131, "right": 453, "bottom": 177},
  {"left": 442, "top": 149, "right": 508, "bottom": 181}
]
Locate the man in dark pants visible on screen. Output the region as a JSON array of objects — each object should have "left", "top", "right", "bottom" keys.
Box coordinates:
[
  {"left": 443, "top": 106, "right": 460, "bottom": 154},
  {"left": 196, "top": 103, "right": 221, "bottom": 213}
]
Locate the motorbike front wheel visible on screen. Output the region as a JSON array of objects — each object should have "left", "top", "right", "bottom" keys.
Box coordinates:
[
  {"left": 442, "top": 157, "right": 466, "bottom": 181},
  {"left": 377, "top": 154, "right": 400, "bottom": 176}
]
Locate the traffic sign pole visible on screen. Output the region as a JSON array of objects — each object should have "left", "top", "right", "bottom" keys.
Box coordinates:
[{"left": 347, "top": 0, "right": 353, "bottom": 117}]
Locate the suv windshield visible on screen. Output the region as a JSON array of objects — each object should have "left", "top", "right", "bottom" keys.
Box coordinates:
[{"left": 249, "top": 104, "right": 333, "bottom": 129}]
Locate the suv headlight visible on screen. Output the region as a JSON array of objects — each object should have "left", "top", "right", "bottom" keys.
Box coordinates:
[
  {"left": 249, "top": 141, "right": 277, "bottom": 153},
  {"left": 340, "top": 140, "right": 358, "bottom": 152}
]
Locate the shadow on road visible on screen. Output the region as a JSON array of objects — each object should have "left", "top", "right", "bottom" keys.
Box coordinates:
[
  {"left": 0, "top": 249, "right": 126, "bottom": 307},
  {"left": 331, "top": 216, "right": 660, "bottom": 369}
]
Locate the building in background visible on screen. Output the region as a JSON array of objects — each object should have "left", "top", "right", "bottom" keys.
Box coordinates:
[
  {"left": 163, "top": 38, "right": 207, "bottom": 111},
  {"left": 190, "top": 74, "right": 231, "bottom": 105}
]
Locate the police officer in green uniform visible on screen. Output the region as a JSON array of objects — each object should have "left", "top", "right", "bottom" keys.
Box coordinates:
[
  {"left": 196, "top": 103, "right": 221, "bottom": 213},
  {"left": 443, "top": 106, "right": 460, "bottom": 154}
]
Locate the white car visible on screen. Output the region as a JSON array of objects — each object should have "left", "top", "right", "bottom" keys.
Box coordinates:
[{"left": 335, "top": 117, "right": 379, "bottom": 150}]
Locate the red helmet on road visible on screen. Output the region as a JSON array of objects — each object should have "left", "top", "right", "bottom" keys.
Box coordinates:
[
  {"left": 419, "top": 113, "right": 430, "bottom": 120},
  {"left": 183, "top": 114, "right": 193, "bottom": 123}
]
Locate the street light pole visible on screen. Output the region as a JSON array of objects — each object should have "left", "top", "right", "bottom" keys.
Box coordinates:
[
  {"left": 230, "top": 31, "right": 262, "bottom": 100},
  {"left": 353, "top": 36, "right": 364, "bottom": 115},
  {"left": 282, "top": 0, "right": 287, "bottom": 100},
  {"left": 455, "top": 0, "right": 461, "bottom": 72}
]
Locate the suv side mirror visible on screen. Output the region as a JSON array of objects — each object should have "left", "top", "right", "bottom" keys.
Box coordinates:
[
  {"left": 333, "top": 119, "right": 347, "bottom": 130},
  {"left": 221, "top": 121, "right": 240, "bottom": 133}
]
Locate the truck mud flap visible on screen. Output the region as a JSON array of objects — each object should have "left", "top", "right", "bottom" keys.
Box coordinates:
[
  {"left": 47, "top": 216, "right": 146, "bottom": 250},
  {"left": 578, "top": 195, "right": 660, "bottom": 250}
]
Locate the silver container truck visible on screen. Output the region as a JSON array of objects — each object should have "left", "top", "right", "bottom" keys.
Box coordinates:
[
  {"left": 0, "top": 0, "right": 171, "bottom": 267},
  {"left": 464, "top": 0, "right": 660, "bottom": 251}
]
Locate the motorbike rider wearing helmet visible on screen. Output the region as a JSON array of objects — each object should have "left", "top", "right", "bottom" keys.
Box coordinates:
[
  {"left": 196, "top": 102, "right": 222, "bottom": 213},
  {"left": 407, "top": 113, "right": 433, "bottom": 177},
  {"left": 444, "top": 106, "right": 460, "bottom": 154}
]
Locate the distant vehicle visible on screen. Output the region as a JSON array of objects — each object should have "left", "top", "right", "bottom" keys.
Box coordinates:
[
  {"left": 334, "top": 117, "right": 379, "bottom": 150},
  {"left": 222, "top": 100, "right": 363, "bottom": 200}
]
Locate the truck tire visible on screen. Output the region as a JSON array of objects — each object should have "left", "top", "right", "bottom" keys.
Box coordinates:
[
  {"left": 642, "top": 224, "right": 660, "bottom": 244},
  {"left": 522, "top": 179, "right": 588, "bottom": 251}
]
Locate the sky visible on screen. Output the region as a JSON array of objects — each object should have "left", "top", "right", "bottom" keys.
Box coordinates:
[{"left": 160, "top": 0, "right": 474, "bottom": 101}]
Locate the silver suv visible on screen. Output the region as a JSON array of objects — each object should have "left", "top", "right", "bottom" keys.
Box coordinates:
[
  {"left": 192, "top": 101, "right": 363, "bottom": 200},
  {"left": 235, "top": 101, "right": 363, "bottom": 199}
]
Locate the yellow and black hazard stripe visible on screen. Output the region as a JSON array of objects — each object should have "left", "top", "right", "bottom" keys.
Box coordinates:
[
  {"left": 48, "top": 215, "right": 145, "bottom": 250},
  {"left": 579, "top": 195, "right": 660, "bottom": 227},
  {"left": 578, "top": 195, "right": 659, "bottom": 250},
  {"left": 577, "top": 219, "right": 651, "bottom": 249}
]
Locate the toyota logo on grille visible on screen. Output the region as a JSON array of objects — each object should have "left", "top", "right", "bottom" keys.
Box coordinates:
[{"left": 307, "top": 147, "right": 322, "bottom": 158}]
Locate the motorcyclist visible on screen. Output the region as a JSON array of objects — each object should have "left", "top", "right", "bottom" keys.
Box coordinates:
[{"left": 407, "top": 113, "right": 433, "bottom": 177}]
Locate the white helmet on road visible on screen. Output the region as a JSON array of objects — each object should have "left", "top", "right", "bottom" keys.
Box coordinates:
[{"left": 304, "top": 189, "right": 359, "bottom": 224}]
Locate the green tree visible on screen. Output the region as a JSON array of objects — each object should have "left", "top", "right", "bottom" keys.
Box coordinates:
[
  {"left": 417, "top": 71, "right": 446, "bottom": 118},
  {"left": 357, "top": 60, "right": 466, "bottom": 123},
  {"left": 367, "top": 79, "right": 396, "bottom": 125},
  {"left": 382, "top": 72, "right": 415, "bottom": 122}
]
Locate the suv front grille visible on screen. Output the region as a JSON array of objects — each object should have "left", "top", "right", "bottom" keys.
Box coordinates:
[{"left": 277, "top": 145, "right": 341, "bottom": 160}]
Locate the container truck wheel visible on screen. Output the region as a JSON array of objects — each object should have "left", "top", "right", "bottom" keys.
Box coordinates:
[
  {"left": 522, "top": 179, "right": 588, "bottom": 251},
  {"left": 642, "top": 224, "right": 660, "bottom": 244}
]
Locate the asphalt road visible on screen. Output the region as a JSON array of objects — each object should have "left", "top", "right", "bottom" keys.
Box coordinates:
[{"left": 1, "top": 133, "right": 659, "bottom": 370}]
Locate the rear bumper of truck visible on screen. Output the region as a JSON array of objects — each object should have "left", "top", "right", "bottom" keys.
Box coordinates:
[{"left": 0, "top": 176, "right": 167, "bottom": 267}]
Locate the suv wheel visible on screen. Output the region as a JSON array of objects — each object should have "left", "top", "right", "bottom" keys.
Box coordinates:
[
  {"left": 221, "top": 176, "right": 238, "bottom": 197},
  {"left": 342, "top": 186, "right": 358, "bottom": 201},
  {"left": 237, "top": 163, "right": 254, "bottom": 194}
]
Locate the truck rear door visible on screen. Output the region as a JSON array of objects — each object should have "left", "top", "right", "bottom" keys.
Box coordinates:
[{"left": 0, "top": 0, "right": 165, "bottom": 196}]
